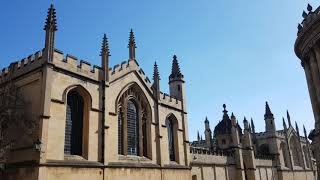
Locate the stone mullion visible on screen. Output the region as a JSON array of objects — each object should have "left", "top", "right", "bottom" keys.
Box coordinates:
[
  {"left": 138, "top": 104, "right": 143, "bottom": 157},
  {"left": 123, "top": 98, "right": 128, "bottom": 156},
  {"left": 308, "top": 50, "right": 320, "bottom": 130}
]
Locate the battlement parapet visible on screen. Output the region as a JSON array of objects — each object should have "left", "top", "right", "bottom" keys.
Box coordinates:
[
  {"left": 159, "top": 92, "right": 182, "bottom": 109},
  {"left": 190, "top": 147, "right": 235, "bottom": 165},
  {"left": 52, "top": 50, "right": 102, "bottom": 81},
  {"left": 109, "top": 59, "right": 153, "bottom": 91},
  {"left": 0, "top": 50, "right": 44, "bottom": 84}
]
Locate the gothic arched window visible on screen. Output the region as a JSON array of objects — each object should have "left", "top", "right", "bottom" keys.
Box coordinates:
[
  {"left": 166, "top": 115, "right": 178, "bottom": 162},
  {"left": 117, "top": 84, "right": 152, "bottom": 158},
  {"left": 127, "top": 100, "right": 138, "bottom": 155},
  {"left": 303, "top": 146, "right": 310, "bottom": 168},
  {"left": 290, "top": 136, "right": 302, "bottom": 166},
  {"left": 64, "top": 90, "right": 84, "bottom": 156},
  {"left": 280, "top": 142, "right": 290, "bottom": 168}
]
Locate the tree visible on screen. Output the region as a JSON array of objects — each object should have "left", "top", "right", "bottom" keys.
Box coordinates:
[{"left": 0, "top": 83, "right": 37, "bottom": 163}]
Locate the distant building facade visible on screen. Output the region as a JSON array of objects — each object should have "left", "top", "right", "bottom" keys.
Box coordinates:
[{"left": 190, "top": 103, "right": 317, "bottom": 180}]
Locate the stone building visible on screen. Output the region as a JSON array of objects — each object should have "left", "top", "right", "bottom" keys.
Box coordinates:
[
  {"left": 295, "top": 3, "right": 320, "bottom": 180},
  {"left": 1, "top": 3, "right": 319, "bottom": 180},
  {"left": 0, "top": 4, "right": 190, "bottom": 180},
  {"left": 190, "top": 103, "right": 317, "bottom": 180}
]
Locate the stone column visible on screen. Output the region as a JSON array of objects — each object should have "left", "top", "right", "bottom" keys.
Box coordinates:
[{"left": 305, "top": 50, "right": 320, "bottom": 179}]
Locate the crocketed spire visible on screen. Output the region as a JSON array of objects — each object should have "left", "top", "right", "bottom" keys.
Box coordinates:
[
  {"left": 128, "top": 29, "right": 136, "bottom": 47},
  {"left": 295, "top": 121, "right": 300, "bottom": 136},
  {"left": 205, "top": 116, "right": 209, "bottom": 123},
  {"left": 44, "top": 4, "right": 57, "bottom": 31},
  {"left": 287, "top": 110, "right": 292, "bottom": 127},
  {"left": 153, "top": 62, "right": 160, "bottom": 81},
  {"left": 251, "top": 118, "right": 255, "bottom": 133},
  {"left": 101, "top": 34, "right": 110, "bottom": 56},
  {"left": 128, "top": 29, "right": 136, "bottom": 60},
  {"left": 169, "top": 55, "right": 184, "bottom": 81},
  {"left": 303, "top": 125, "right": 307, "bottom": 138},
  {"left": 264, "top": 101, "right": 274, "bottom": 119},
  {"left": 283, "top": 117, "right": 287, "bottom": 130}
]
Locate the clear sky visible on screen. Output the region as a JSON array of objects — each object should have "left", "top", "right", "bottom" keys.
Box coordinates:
[{"left": 0, "top": 0, "right": 318, "bottom": 141}]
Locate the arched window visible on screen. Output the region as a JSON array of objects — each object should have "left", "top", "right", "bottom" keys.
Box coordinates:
[
  {"left": 303, "top": 146, "right": 310, "bottom": 168},
  {"left": 290, "top": 136, "right": 301, "bottom": 166},
  {"left": 166, "top": 115, "right": 178, "bottom": 162},
  {"left": 64, "top": 90, "right": 84, "bottom": 156},
  {"left": 127, "top": 100, "right": 138, "bottom": 155},
  {"left": 280, "top": 142, "right": 290, "bottom": 168},
  {"left": 117, "top": 84, "right": 152, "bottom": 158}
]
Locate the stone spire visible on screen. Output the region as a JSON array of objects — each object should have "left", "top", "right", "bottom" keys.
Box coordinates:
[
  {"left": 152, "top": 62, "right": 160, "bottom": 99},
  {"left": 197, "top": 131, "right": 200, "bottom": 142},
  {"left": 287, "top": 110, "right": 292, "bottom": 127},
  {"left": 243, "top": 117, "right": 249, "bottom": 130},
  {"left": 264, "top": 101, "right": 274, "bottom": 119},
  {"left": 128, "top": 29, "right": 136, "bottom": 60},
  {"left": 295, "top": 121, "right": 300, "bottom": 136},
  {"left": 251, "top": 118, "right": 255, "bottom": 134},
  {"left": 283, "top": 117, "right": 287, "bottom": 131},
  {"left": 44, "top": 4, "right": 57, "bottom": 62},
  {"left": 101, "top": 34, "right": 110, "bottom": 81},
  {"left": 169, "top": 55, "right": 184, "bottom": 82},
  {"left": 303, "top": 125, "right": 308, "bottom": 139},
  {"left": 264, "top": 101, "right": 276, "bottom": 133},
  {"left": 153, "top": 62, "right": 160, "bottom": 81}
]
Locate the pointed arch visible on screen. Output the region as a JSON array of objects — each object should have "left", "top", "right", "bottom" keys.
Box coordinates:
[
  {"left": 289, "top": 135, "right": 303, "bottom": 167},
  {"left": 63, "top": 85, "right": 91, "bottom": 159},
  {"left": 280, "top": 142, "right": 290, "bottom": 168},
  {"left": 166, "top": 113, "right": 179, "bottom": 162},
  {"left": 116, "top": 83, "right": 152, "bottom": 158}
]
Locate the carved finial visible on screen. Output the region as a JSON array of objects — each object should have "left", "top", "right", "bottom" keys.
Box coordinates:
[
  {"left": 44, "top": 4, "right": 57, "bottom": 31},
  {"left": 295, "top": 121, "right": 300, "bottom": 135},
  {"left": 169, "top": 55, "right": 184, "bottom": 81},
  {"left": 287, "top": 110, "right": 292, "bottom": 127},
  {"left": 128, "top": 29, "right": 136, "bottom": 60},
  {"left": 243, "top": 116, "right": 247, "bottom": 121},
  {"left": 205, "top": 116, "right": 209, "bottom": 123},
  {"left": 264, "top": 101, "right": 273, "bottom": 119},
  {"left": 307, "top": 4, "right": 313, "bottom": 12},
  {"left": 303, "top": 125, "right": 307, "bottom": 138},
  {"left": 251, "top": 118, "right": 255, "bottom": 133},
  {"left": 101, "top": 34, "right": 110, "bottom": 56},
  {"left": 302, "top": 11, "right": 308, "bottom": 18},
  {"left": 231, "top": 112, "right": 235, "bottom": 119},
  {"left": 153, "top": 61, "right": 160, "bottom": 81},
  {"left": 283, "top": 117, "right": 287, "bottom": 130}
]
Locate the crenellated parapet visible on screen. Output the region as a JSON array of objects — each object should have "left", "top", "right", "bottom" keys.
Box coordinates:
[
  {"left": 0, "top": 50, "right": 44, "bottom": 84},
  {"left": 159, "top": 92, "right": 182, "bottom": 109},
  {"left": 51, "top": 49, "right": 103, "bottom": 81}
]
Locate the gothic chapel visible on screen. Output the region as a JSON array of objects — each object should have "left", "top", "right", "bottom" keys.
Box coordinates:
[{"left": 0, "top": 4, "right": 191, "bottom": 180}]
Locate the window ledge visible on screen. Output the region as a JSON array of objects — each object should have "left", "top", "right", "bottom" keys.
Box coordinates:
[
  {"left": 64, "top": 155, "right": 87, "bottom": 161},
  {"left": 118, "top": 155, "right": 151, "bottom": 162}
]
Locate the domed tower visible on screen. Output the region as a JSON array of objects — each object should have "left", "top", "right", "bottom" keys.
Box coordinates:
[
  {"left": 295, "top": 4, "right": 320, "bottom": 177},
  {"left": 214, "top": 104, "right": 242, "bottom": 150}
]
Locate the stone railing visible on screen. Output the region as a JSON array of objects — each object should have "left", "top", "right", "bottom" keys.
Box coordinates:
[
  {"left": 190, "top": 146, "right": 234, "bottom": 157},
  {"left": 255, "top": 153, "right": 274, "bottom": 160}
]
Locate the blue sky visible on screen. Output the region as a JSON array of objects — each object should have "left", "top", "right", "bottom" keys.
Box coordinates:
[{"left": 0, "top": 0, "right": 317, "bottom": 141}]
